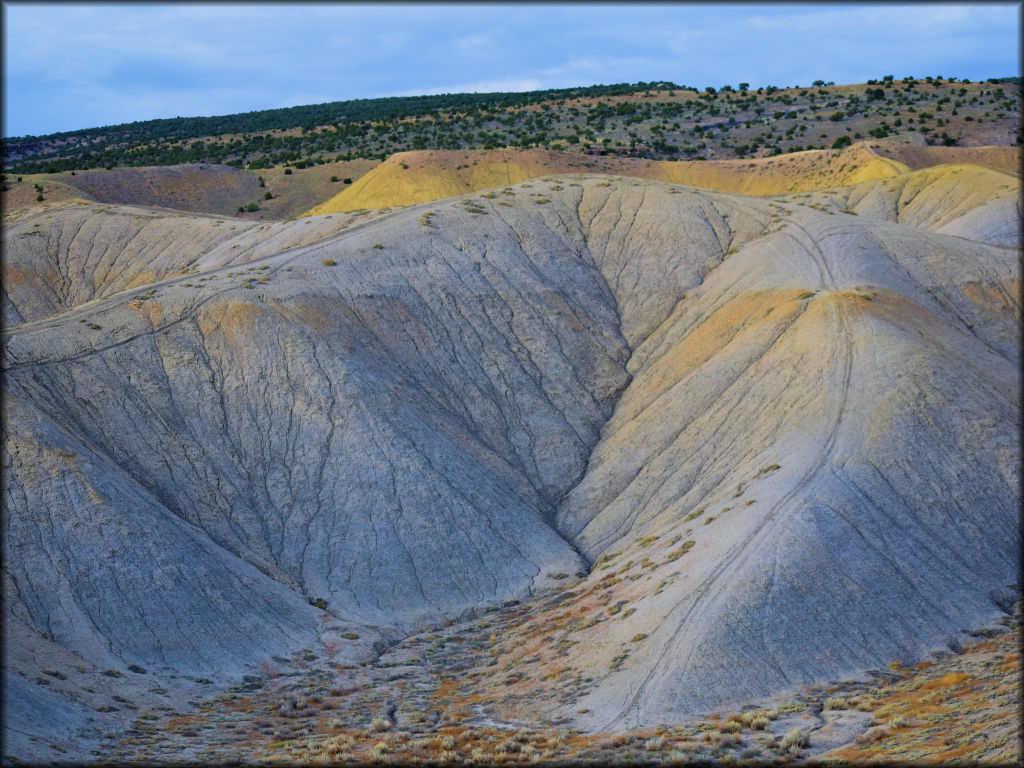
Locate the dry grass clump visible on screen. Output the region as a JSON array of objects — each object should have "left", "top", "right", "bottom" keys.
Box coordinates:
[
  {"left": 732, "top": 708, "right": 776, "bottom": 730},
  {"left": 370, "top": 715, "right": 392, "bottom": 732},
  {"left": 644, "top": 735, "right": 665, "bottom": 750},
  {"left": 666, "top": 540, "right": 696, "bottom": 561},
  {"left": 824, "top": 696, "right": 849, "bottom": 710},
  {"left": 855, "top": 725, "right": 890, "bottom": 743},
  {"left": 324, "top": 734, "right": 355, "bottom": 756},
  {"left": 887, "top": 714, "right": 909, "bottom": 729},
  {"left": 495, "top": 737, "right": 520, "bottom": 754},
  {"left": 437, "top": 734, "right": 456, "bottom": 749},
  {"left": 369, "top": 740, "right": 390, "bottom": 762},
  {"left": 718, "top": 732, "right": 741, "bottom": 749},
  {"left": 602, "top": 732, "right": 634, "bottom": 748},
  {"left": 276, "top": 696, "right": 310, "bottom": 717},
  {"left": 779, "top": 727, "right": 809, "bottom": 755}
]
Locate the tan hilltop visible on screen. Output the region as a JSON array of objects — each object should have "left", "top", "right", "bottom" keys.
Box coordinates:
[{"left": 304, "top": 143, "right": 915, "bottom": 214}]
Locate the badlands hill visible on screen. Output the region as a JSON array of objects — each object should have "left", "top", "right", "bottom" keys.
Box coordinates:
[
  {"left": 304, "top": 143, "right": 910, "bottom": 214},
  {"left": 2, "top": 151, "right": 1020, "bottom": 760},
  {"left": 6, "top": 140, "right": 1013, "bottom": 222},
  {"left": 869, "top": 143, "right": 1020, "bottom": 172},
  {"left": 4, "top": 158, "right": 378, "bottom": 220}
]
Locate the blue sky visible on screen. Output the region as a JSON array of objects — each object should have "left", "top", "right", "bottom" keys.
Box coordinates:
[{"left": 3, "top": 2, "right": 1019, "bottom": 137}]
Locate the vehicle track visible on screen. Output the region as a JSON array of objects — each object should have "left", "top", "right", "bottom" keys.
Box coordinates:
[{"left": 603, "top": 219, "right": 855, "bottom": 729}]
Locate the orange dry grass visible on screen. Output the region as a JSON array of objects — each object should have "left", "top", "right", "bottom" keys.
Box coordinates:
[{"left": 823, "top": 628, "right": 1020, "bottom": 764}]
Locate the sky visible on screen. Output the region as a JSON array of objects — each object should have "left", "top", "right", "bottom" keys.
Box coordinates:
[{"left": 3, "top": 2, "right": 1019, "bottom": 137}]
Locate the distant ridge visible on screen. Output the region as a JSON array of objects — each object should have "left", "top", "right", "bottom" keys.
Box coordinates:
[{"left": 5, "top": 76, "right": 1018, "bottom": 175}]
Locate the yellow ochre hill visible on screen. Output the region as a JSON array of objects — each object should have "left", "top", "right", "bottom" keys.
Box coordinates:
[{"left": 303, "top": 143, "right": 910, "bottom": 215}]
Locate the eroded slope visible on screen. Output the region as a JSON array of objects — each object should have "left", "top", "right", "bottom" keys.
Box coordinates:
[
  {"left": 3, "top": 170, "right": 1019, "bottom": 755},
  {"left": 2, "top": 203, "right": 390, "bottom": 325},
  {"left": 550, "top": 208, "right": 1019, "bottom": 727},
  {"left": 797, "top": 162, "right": 1021, "bottom": 246}
]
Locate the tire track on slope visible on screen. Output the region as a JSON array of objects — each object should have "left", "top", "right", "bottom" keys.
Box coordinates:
[
  {"left": 578, "top": 298, "right": 813, "bottom": 553},
  {"left": 603, "top": 219, "right": 855, "bottom": 729},
  {"left": 861, "top": 143, "right": 912, "bottom": 178}
]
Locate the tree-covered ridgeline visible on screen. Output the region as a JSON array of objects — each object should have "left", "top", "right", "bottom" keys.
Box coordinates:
[{"left": 4, "top": 77, "right": 1019, "bottom": 174}]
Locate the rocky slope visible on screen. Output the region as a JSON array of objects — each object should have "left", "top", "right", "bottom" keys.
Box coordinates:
[{"left": 3, "top": 163, "right": 1019, "bottom": 759}]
